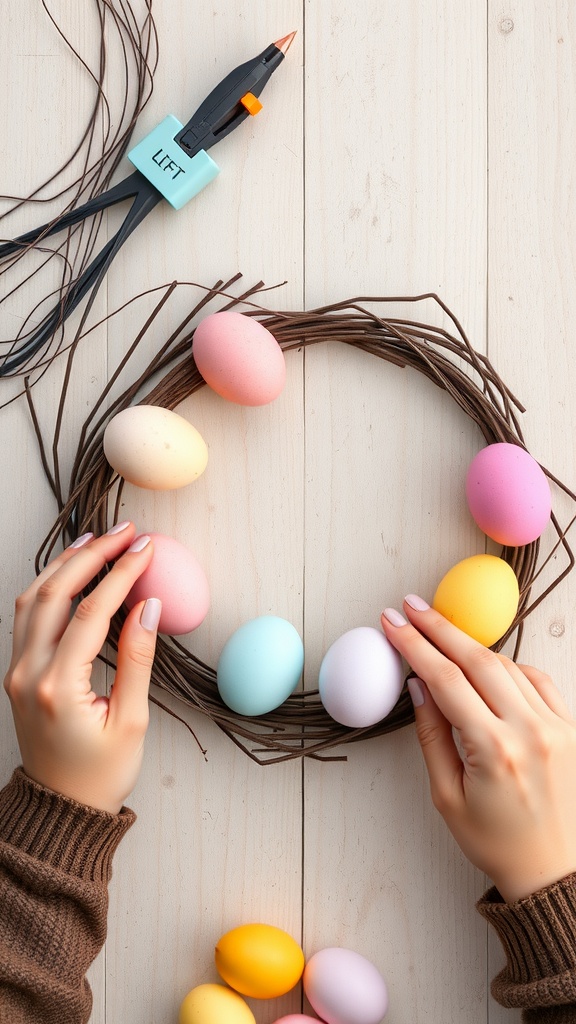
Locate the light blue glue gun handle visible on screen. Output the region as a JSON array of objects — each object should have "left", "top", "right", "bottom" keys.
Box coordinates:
[{"left": 128, "top": 115, "right": 220, "bottom": 210}]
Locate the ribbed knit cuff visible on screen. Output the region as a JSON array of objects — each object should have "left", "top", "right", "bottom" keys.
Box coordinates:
[
  {"left": 0, "top": 768, "right": 136, "bottom": 883},
  {"left": 477, "top": 875, "right": 576, "bottom": 1009}
]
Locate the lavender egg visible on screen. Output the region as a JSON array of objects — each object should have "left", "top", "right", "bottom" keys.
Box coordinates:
[{"left": 319, "top": 627, "right": 403, "bottom": 728}]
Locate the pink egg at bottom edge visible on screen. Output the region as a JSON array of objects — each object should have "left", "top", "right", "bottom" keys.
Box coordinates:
[
  {"left": 304, "top": 947, "right": 388, "bottom": 1024},
  {"left": 124, "top": 532, "right": 209, "bottom": 635},
  {"left": 192, "top": 310, "right": 286, "bottom": 406},
  {"left": 272, "top": 1017, "right": 324, "bottom": 1024}
]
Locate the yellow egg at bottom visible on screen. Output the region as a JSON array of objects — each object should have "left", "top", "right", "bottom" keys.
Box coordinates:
[
  {"left": 179, "top": 983, "right": 255, "bottom": 1024},
  {"left": 432, "top": 554, "right": 519, "bottom": 647}
]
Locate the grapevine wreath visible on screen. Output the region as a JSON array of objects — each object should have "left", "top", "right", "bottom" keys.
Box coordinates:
[{"left": 30, "top": 276, "right": 576, "bottom": 764}]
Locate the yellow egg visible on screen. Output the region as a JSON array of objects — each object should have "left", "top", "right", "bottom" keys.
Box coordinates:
[
  {"left": 215, "top": 923, "right": 305, "bottom": 999},
  {"left": 103, "top": 404, "right": 208, "bottom": 490},
  {"left": 178, "top": 983, "right": 255, "bottom": 1024},
  {"left": 432, "top": 554, "right": 519, "bottom": 647}
]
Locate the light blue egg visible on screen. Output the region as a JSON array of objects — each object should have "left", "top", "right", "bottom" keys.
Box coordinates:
[{"left": 217, "top": 615, "right": 304, "bottom": 716}]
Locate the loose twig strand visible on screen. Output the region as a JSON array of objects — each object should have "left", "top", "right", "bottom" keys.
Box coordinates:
[
  {"left": 33, "top": 282, "right": 576, "bottom": 764},
  {"left": 0, "top": 0, "right": 158, "bottom": 403}
]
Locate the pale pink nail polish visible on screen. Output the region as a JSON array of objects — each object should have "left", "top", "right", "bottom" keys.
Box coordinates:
[
  {"left": 128, "top": 534, "right": 151, "bottom": 553},
  {"left": 405, "top": 594, "right": 430, "bottom": 611},
  {"left": 408, "top": 677, "right": 426, "bottom": 707},
  {"left": 106, "top": 520, "right": 131, "bottom": 535},
  {"left": 140, "top": 598, "right": 162, "bottom": 632},
  {"left": 69, "top": 532, "right": 94, "bottom": 549},
  {"left": 382, "top": 607, "right": 408, "bottom": 627}
]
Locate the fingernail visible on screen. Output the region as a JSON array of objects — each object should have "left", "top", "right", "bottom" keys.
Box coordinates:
[
  {"left": 405, "top": 594, "right": 430, "bottom": 611},
  {"left": 128, "top": 534, "right": 151, "bottom": 553},
  {"left": 140, "top": 598, "right": 162, "bottom": 632},
  {"left": 69, "top": 532, "right": 94, "bottom": 549},
  {"left": 408, "top": 677, "right": 426, "bottom": 707},
  {"left": 106, "top": 520, "right": 132, "bottom": 535},
  {"left": 382, "top": 607, "right": 408, "bottom": 627}
]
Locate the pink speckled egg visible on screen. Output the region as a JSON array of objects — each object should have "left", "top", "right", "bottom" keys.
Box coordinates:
[
  {"left": 303, "top": 947, "right": 388, "bottom": 1024},
  {"left": 125, "top": 532, "right": 209, "bottom": 635},
  {"left": 192, "top": 311, "right": 286, "bottom": 405},
  {"left": 466, "top": 442, "right": 552, "bottom": 546}
]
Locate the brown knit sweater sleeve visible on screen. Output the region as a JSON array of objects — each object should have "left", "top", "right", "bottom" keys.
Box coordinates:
[
  {"left": 0, "top": 768, "right": 135, "bottom": 1024},
  {"left": 478, "top": 874, "right": 576, "bottom": 1022}
]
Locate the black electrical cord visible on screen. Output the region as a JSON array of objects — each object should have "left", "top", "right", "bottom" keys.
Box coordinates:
[{"left": 0, "top": 173, "right": 161, "bottom": 376}]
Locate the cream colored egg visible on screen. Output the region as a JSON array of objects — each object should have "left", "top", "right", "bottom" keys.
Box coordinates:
[{"left": 103, "top": 405, "right": 208, "bottom": 490}]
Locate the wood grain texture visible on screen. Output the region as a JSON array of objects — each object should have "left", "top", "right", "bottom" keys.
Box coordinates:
[
  {"left": 486, "top": 5, "right": 576, "bottom": 1018},
  {"left": 1, "top": 2, "right": 575, "bottom": 1022},
  {"left": 303, "top": 3, "right": 491, "bottom": 1021}
]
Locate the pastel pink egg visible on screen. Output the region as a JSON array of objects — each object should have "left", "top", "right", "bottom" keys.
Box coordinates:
[
  {"left": 192, "top": 311, "right": 286, "bottom": 405},
  {"left": 466, "top": 442, "right": 552, "bottom": 546},
  {"left": 272, "top": 1017, "right": 323, "bottom": 1023},
  {"left": 125, "top": 532, "right": 209, "bottom": 635}
]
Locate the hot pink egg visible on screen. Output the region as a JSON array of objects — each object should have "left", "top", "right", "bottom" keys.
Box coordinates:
[
  {"left": 192, "top": 310, "right": 286, "bottom": 405},
  {"left": 466, "top": 442, "right": 552, "bottom": 546},
  {"left": 125, "top": 532, "right": 209, "bottom": 635}
]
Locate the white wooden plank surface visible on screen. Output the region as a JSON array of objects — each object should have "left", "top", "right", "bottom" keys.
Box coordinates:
[
  {"left": 303, "top": 4, "right": 491, "bottom": 1021},
  {"left": 487, "top": 5, "right": 576, "bottom": 1020},
  {"left": 1, "top": 3, "right": 575, "bottom": 1023},
  {"left": 0, "top": 3, "right": 112, "bottom": 1015}
]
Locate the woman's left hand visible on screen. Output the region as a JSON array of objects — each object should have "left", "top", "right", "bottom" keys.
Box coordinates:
[
  {"left": 3, "top": 523, "right": 161, "bottom": 814},
  {"left": 381, "top": 597, "right": 576, "bottom": 902}
]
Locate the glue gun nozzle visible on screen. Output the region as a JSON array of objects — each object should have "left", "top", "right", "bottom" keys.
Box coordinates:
[{"left": 274, "top": 31, "right": 297, "bottom": 55}]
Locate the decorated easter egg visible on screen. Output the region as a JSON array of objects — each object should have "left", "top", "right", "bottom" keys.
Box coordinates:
[
  {"left": 215, "top": 923, "right": 305, "bottom": 999},
  {"left": 103, "top": 405, "right": 208, "bottom": 490},
  {"left": 125, "top": 532, "right": 209, "bottom": 635},
  {"left": 178, "top": 983, "right": 255, "bottom": 1024},
  {"left": 192, "top": 310, "right": 286, "bottom": 405},
  {"left": 217, "top": 616, "right": 304, "bottom": 716},
  {"left": 433, "top": 553, "right": 519, "bottom": 646},
  {"left": 303, "top": 947, "right": 389, "bottom": 1024},
  {"left": 318, "top": 627, "right": 403, "bottom": 728},
  {"left": 466, "top": 442, "right": 552, "bottom": 546}
]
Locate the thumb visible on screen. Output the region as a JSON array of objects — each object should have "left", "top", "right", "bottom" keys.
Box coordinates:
[
  {"left": 408, "top": 678, "right": 463, "bottom": 815},
  {"left": 109, "top": 598, "right": 161, "bottom": 732}
]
